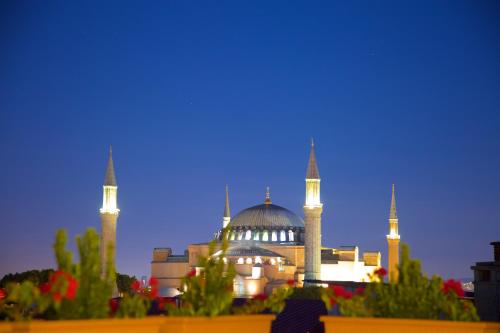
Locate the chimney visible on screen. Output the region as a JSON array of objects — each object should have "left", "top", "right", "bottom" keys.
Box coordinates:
[{"left": 491, "top": 242, "right": 500, "bottom": 262}]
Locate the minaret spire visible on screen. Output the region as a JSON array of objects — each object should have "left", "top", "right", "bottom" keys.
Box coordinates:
[
  {"left": 223, "top": 185, "right": 231, "bottom": 228},
  {"left": 104, "top": 145, "right": 117, "bottom": 186},
  {"left": 264, "top": 186, "right": 272, "bottom": 205},
  {"left": 306, "top": 138, "right": 320, "bottom": 180},
  {"left": 390, "top": 183, "right": 397, "bottom": 219}
]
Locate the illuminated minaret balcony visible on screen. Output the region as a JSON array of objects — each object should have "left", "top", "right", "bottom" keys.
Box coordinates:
[
  {"left": 100, "top": 146, "right": 119, "bottom": 215},
  {"left": 100, "top": 185, "right": 119, "bottom": 215},
  {"left": 305, "top": 179, "right": 321, "bottom": 208}
]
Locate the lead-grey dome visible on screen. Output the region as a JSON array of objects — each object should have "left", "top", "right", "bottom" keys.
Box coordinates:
[{"left": 230, "top": 204, "right": 304, "bottom": 228}]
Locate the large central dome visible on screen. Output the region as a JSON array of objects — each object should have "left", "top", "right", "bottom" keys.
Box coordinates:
[{"left": 231, "top": 203, "right": 304, "bottom": 228}]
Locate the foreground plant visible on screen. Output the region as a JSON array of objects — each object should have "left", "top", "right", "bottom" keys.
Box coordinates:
[
  {"left": 168, "top": 227, "right": 236, "bottom": 317},
  {"left": 322, "top": 244, "right": 479, "bottom": 321}
]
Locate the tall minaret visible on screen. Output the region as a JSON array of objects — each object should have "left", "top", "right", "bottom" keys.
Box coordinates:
[
  {"left": 304, "top": 139, "right": 323, "bottom": 284},
  {"left": 223, "top": 185, "right": 231, "bottom": 228},
  {"left": 386, "top": 184, "right": 400, "bottom": 282},
  {"left": 100, "top": 146, "right": 119, "bottom": 281}
]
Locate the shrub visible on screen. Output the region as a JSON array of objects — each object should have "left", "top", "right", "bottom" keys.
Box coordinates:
[{"left": 322, "top": 243, "right": 479, "bottom": 321}]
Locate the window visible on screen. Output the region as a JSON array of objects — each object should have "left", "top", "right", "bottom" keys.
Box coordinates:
[
  {"left": 245, "top": 230, "right": 252, "bottom": 240},
  {"left": 246, "top": 257, "right": 252, "bottom": 264},
  {"left": 288, "top": 230, "right": 294, "bottom": 242},
  {"left": 255, "top": 256, "right": 262, "bottom": 264},
  {"left": 280, "top": 230, "right": 286, "bottom": 242},
  {"left": 238, "top": 231, "right": 243, "bottom": 240},
  {"left": 230, "top": 232, "right": 235, "bottom": 240},
  {"left": 262, "top": 231, "right": 268, "bottom": 241},
  {"left": 253, "top": 231, "right": 259, "bottom": 241},
  {"left": 278, "top": 261, "right": 284, "bottom": 272},
  {"left": 272, "top": 231, "right": 277, "bottom": 242},
  {"left": 237, "top": 257, "right": 244, "bottom": 264}
]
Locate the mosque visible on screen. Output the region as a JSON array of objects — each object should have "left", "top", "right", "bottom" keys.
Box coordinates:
[{"left": 98, "top": 142, "right": 401, "bottom": 297}]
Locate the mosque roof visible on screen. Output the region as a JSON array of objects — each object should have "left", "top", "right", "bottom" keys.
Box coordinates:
[
  {"left": 230, "top": 203, "right": 304, "bottom": 228},
  {"left": 225, "top": 244, "right": 285, "bottom": 258}
]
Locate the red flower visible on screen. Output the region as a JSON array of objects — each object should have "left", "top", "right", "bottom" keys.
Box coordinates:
[
  {"left": 253, "top": 293, "right": 268, "bottom": 301},
  {"left": 374, "top": 267, "right": 387, "bottom": 277},
  {"left": 286, "top": 279, "right": 295, "bottom": 286},
  {"left": 149, "top": 277, "right": 159, "bottom": 287},
  {"left": 109, "top": 298, "right": 119, "bottom": 313},
  {"left": 329, "top": 297, "right": 336, "bottom": 306},
  {"left": 131, "top": 280, "right": 141, "bottom": 292},
  {"left": 330, "top": 285, "right": 353, "bottom": 299},
  {"left": 66, "top": 277, "right": 78, "bottom": 300},
  {"left": 0, "top": 288, "right": 6, "bottom": 299},
  {"left": 157, "top": 297, "right": 166, "bottom": 311},
  {"left": 355, "top": 287, "right": 365, "bottom": 295},
  {"left": 40, "top": 283, "right": 51, "bottom": 294},
  {"left": 443, "top": 279, "right": 464, "bottom": 298},
  {"left": 53, "top": 292, "right": 62, "bottom": 302},
  {"left": 187, "top": 269, "right": 196, "bottom": 278}
]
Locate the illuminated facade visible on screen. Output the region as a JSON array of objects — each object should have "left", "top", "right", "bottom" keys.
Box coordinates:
[
  {"left": 100, "top": 146, "right": 119, "bottom": 295},
  {"left": 150, "top": 142, "right": 398, "bottom": 297}
]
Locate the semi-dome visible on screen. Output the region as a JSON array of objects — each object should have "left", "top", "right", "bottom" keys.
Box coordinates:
[{"left": 231, "top": 203, "right": 304, "bottom": 228}]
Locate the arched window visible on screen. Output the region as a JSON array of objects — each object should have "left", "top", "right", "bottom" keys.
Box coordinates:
[
  {"left": 230, "top": 232, "right": 235, "bottom": 240},
  {"left": 262, "top": 230, "right": 269, "bottom": 241},
  {"left": 253, "top": 231, "right": 259, "bottom": 241},
  {"left": 255, "top": 256, "right": 262, "bottom": 264},
  {"left": 246, "top": 257, "right": 252, "bottom": 264},
  {"left": 238, "top": 231, "right": 243, "bottom": 240},
  {"left": 237, "top": 257, "right": 244, "bottom": 264},
  {"left": 280, "top": 230, "right": 286, "bottom": 242},
  {"left": 271, "top": 231, "right": 277, "bottom": 242},
  {"left": 288, "top": 230, "right": 294, "bottom": 242},
  {"left": 245, "top": 230, "right": 252, "bottom": 240}
]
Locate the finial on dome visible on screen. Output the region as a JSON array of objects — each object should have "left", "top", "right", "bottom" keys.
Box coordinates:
[
  {"left": 224, "top": 185, "right": 230, "bottom": 218},
  {"left": 265, "top": 186, "right": 272, "bottom": 205}
]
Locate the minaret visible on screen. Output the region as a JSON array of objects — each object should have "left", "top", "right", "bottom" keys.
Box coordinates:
[
  {"left": 304, "top": 139, "right": 323, "bottom": 284},
  {"left": 99, "top": 146, "right": 119, "bottom": 285},
  {"left": 386, "top": 184, "right": 400, "bottom": 282},
  {"left": 223, "top": 185, "right": 231, "bottom": 228}
]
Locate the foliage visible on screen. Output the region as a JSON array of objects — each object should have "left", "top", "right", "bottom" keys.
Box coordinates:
[
  {"left": 0, "top": 228, "right": 116, "bottom": 321},
  {"left": 168, "top": 227, "right": 236, "bottom": 317},
  {"left": 114, "top": 277, "right": 159, "bottom": 318},
  {"left": 116, "top": 273, "right": 138, "bottom": 294},
  {"left": 0, "top": 281, "right": 50, "bottom": 321},
  {"left": 0, "top": 269, "right": 54, "bottom": 289},
  {"left": 288, "top": 285, "right": 325, "bottom": 300},
  {"left": 322, "top": 243, "right": 479, "bottom": 321}
]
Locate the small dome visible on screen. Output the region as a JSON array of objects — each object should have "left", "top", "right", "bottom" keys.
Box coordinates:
[{"left": 230, "top": 203, "right": 304, "bottom": 228}]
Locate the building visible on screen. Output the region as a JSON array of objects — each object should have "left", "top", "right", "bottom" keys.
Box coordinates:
[
  {"left": 471, "top": 241, "right": 500, "bottom": 321},
  {"left": 150, "top": 142, "right": 401, "bottom": 297}
]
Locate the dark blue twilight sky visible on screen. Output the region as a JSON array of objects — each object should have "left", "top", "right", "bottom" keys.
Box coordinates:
[{"left": 1, "top": 1, "right": 499, "bottom": 280}]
